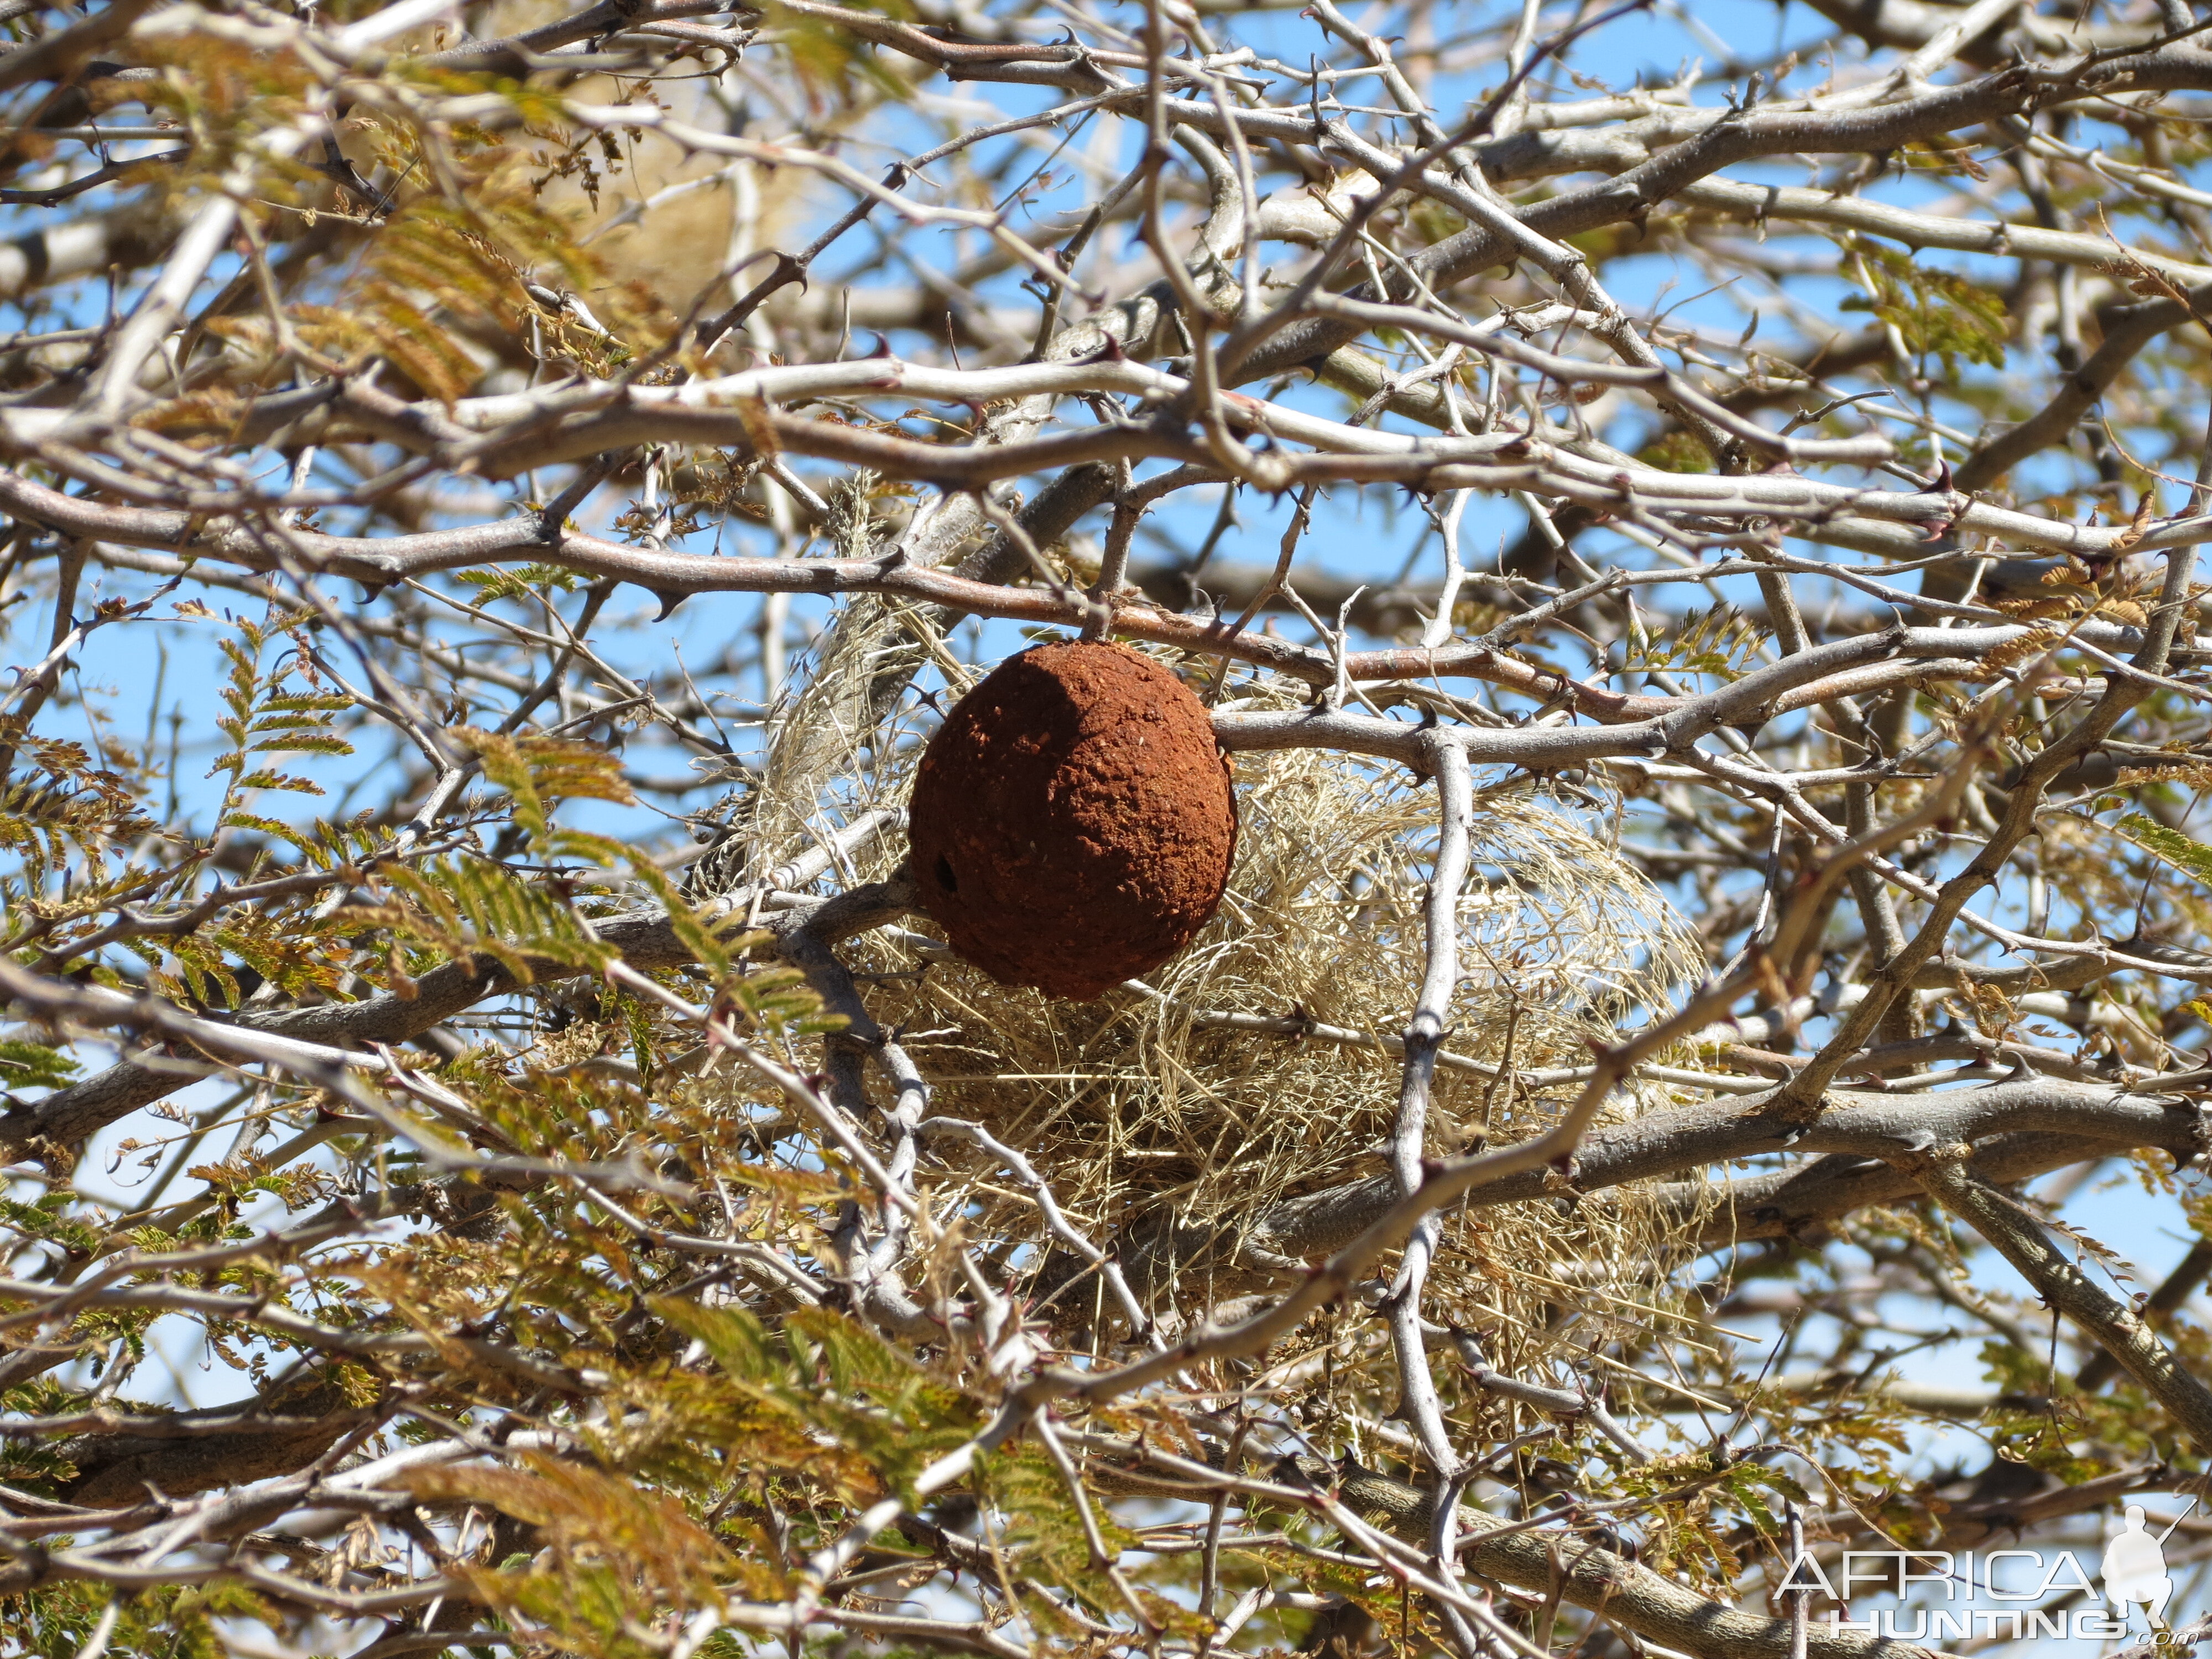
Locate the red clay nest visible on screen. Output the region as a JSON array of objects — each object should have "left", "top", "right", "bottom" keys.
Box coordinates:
[{"left": 908, "top": 639, "right": 1238, "bottom": 1001}]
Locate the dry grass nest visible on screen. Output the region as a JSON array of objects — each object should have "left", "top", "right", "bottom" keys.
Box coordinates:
[{"left": 707, "top": 602, "right": 1715, "bottom": 1357}]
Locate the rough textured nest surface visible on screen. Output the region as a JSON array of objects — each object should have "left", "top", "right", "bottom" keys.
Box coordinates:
[
  {"left": 725, "top": 604, "right": 1709, "bottom": 1376},
  {"left": 907, "top": 639, "right": 1237, "bottom": 1000}
]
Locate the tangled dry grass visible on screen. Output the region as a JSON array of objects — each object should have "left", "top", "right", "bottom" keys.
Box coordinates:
[{"left": 702, "top": 602, "right": 1713, "bottom": 1378}]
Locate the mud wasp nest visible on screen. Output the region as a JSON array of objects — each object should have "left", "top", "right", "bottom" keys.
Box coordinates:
[{"left": 908, "top": 640, "right": 1238, "bottom": 1000}]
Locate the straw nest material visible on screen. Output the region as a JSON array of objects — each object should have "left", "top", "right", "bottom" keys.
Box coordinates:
[
  {"left": 709, "top": 600, "right": 1712, "bottom": 1369},
  {"left": 908, "top": 639, "right": 1237, "bottom": 1000}
]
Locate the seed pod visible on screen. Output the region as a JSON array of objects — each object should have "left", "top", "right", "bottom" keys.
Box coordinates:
[{"left": 908, "top": 639, "right": 1238, "bottom": 1000}]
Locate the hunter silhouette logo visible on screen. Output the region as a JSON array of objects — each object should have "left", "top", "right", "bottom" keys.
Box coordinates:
[
  {"left": 1781, "top": 1499, "right": 2199, "bottom": 1643},
  {"left": 2105, "top": 1502, "right": 2194, "bottom": 1630}
]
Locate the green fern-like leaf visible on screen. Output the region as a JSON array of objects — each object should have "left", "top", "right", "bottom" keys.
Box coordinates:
[
  {"left": 2112, "top": 812, "right": 2212, "bottom": 888},
  {"left": 1839, "top": 244, "right": 2007, "bottom": 374}
]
